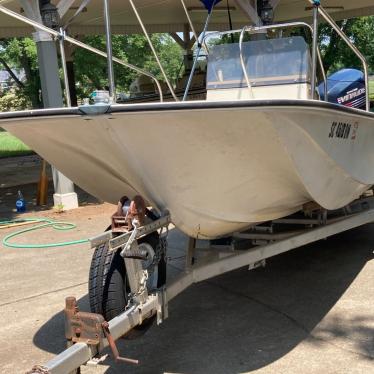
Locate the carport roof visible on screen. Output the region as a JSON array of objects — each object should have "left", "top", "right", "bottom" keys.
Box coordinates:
[{"left": 0, "top": 0, "right": 373, "bottom": 38}]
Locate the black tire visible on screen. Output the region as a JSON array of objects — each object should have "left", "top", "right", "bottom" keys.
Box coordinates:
[{"left": 89, "top": 232, "right": 166, "bottom": 322}]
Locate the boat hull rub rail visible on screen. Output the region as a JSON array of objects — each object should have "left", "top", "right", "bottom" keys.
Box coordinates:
[{"left": 27, "top": 197, "right": 374, "bottom": 374}]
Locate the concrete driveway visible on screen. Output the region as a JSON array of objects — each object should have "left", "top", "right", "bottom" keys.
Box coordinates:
[{"left": 0, "top": 203, "right": 373, "bottom": 374}]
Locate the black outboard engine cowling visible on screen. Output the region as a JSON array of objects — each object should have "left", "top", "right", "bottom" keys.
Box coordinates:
[{"left": 318, "top": 68, "right": 366, "bottom": 110}]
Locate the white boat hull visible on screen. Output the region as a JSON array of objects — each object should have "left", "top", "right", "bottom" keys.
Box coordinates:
[{"left": 1, "top": 100, "right": 374, "bottom": 238}]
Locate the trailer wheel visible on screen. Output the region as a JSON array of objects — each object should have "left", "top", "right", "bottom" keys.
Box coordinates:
[{"left": 89, "top": 232, "right": 166, "bottom": 324}]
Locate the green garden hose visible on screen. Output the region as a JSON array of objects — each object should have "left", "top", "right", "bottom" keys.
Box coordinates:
[{"left": 1, "top": 218, "right": 89, "bottom": 248}]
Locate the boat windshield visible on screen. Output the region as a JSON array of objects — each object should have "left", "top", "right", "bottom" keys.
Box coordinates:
[{"left": 207, "top": 36, "right": 311, "bottom": 89}]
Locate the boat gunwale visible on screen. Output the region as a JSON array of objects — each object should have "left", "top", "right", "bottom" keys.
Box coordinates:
[{"left": 0, "top": 99, "right": 373, "bottom": 121}]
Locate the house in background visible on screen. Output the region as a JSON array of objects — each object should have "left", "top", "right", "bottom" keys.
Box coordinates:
[{"left": 0, "top": 69, "right": 25, "bottom": 91}]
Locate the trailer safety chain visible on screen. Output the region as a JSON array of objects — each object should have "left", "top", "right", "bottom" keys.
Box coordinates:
[
  {"left": 148, "top": 236, "right": 168, "bottom": 275},
  {"left": 125, "top": 269, "right": 149, "bottom": 308},
  {"left": 137, "top": 270, "right": 149, "bottom": 297}
]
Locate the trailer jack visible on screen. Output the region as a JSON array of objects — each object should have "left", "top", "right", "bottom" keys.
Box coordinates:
[
  {"left": 65, "top": 296, "right": 139, "bottom": 365},
  {"left": 27, "top": 292, "right": 161, "bottom": 374}
]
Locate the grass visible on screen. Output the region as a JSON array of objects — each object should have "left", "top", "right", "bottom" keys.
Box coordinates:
[
  {"left": 0, "top": 130, "right": 34, "bottom": 158},
  {"left": 369, "top": 80, "right": 374, "bottom": 99},
  {"left": 370, "top": 79, "right": 374, "bottom": 112}
]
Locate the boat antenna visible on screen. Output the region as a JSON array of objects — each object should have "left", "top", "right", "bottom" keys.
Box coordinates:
[
  {"left": 226, "top": 0, "right": 234, "bottom": 43},
  {"left": 183, "top": 0, "right": 221, "bottom": 101}
]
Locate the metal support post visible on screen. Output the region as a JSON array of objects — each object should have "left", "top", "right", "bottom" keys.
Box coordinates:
[
  {"left": 34, "top": 32, "right": 64, "bottom": 108},
  {"left": 33, "top": 30, "right": 78, "bottom": 209},
  {"left": 63, "top": 42, "right": 78, "bottom": 107},
  {"left": 103, "top": 0, "right": 116, "bottom": 102},
  {"left": 58, "top": 28, "right": 71, "bottom": 107},
  {"left": 185, "top": 237, "right": 196, "bottom": 271},
  {"left": 311, "top": 1, "right": 320, "bottom": 98},
  {"left": 183, "top": 24, "right": 194, "bottom": 73}
]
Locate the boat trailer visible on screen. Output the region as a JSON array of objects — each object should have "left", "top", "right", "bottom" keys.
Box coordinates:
[{"left": 27, "top": 196, "right": 374, "bottom": 374}]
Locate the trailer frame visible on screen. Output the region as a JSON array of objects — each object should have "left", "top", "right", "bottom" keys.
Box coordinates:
[{"left": 27, "top": 196, "right": 374, "bottom": 374}]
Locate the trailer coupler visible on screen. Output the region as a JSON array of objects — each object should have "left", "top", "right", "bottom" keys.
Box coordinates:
[
  {"left": 65, "top": 296, "right": 139, "bottom": 365},
  {"left": 26, "top": 292, "right": 160, "bottom": 374}
]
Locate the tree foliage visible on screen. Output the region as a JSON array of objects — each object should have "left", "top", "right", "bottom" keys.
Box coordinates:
[
  {"left": 0, "top": 33, "right": 183, "bottom": 110},
  {"left": 318, "top": 17, "right": 374, "bottom": 74},
  {"left": 0, "top": 91, "right": 30, "bottom": 111},
  {"left": 0, "top": 37, "right": 42, "bottom": 108},
  {"left": 72, "top": 33, "right": 183, "bottom": 99}
]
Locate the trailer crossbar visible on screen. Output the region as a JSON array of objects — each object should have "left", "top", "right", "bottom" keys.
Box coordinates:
[{"left": 89, "top": 215, "right": 171, "bottom": 250}]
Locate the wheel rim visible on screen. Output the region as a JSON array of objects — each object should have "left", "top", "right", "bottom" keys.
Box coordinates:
[{"left": 138, "top": 242, "right": 159, "bottom": 290}]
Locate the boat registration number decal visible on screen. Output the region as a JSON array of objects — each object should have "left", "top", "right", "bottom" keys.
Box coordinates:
[{"left": 328, "top": 121, "right": 352, "bottom": 139}]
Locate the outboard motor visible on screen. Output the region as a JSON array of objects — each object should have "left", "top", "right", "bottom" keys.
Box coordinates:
[{"left": 319, "top": 68, "right": 366, "bottom": 110}]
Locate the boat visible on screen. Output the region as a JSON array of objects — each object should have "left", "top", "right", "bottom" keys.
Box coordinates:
[
  {"left": 2, "top": 2, "right": 374, "bottom": 372},
  {"left": 0, "top": 1, "right": 374, "bottom": 239}
]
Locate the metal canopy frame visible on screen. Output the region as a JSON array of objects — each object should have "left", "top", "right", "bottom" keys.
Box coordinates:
[
  {"left": 27, "top": 195, "right": 374, "bottom": 373},
  {"left": 1, "top": 2, "right": 369, "bottom": 108},
  {"left": 180, "top": 0, "right": 200, "bottom": 43},
  {"left": 128, "top": 0, "right": 179, "bottom": 101},
  {"left": 0, "top": 4, "right": 164, "bottom": 104},
  {"left": 0, "top": 0, "right": 218, "bottom": 104},
  {"left": 103, "top": 0, "right": 116, "bottom": 101},
  {"left": 183, "top": 1, "right": 217, "bottom": 100}
]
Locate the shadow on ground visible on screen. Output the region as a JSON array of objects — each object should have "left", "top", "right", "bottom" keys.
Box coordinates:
[{"left": 33, "top": 225, "right": 374, "bottom": 373}]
